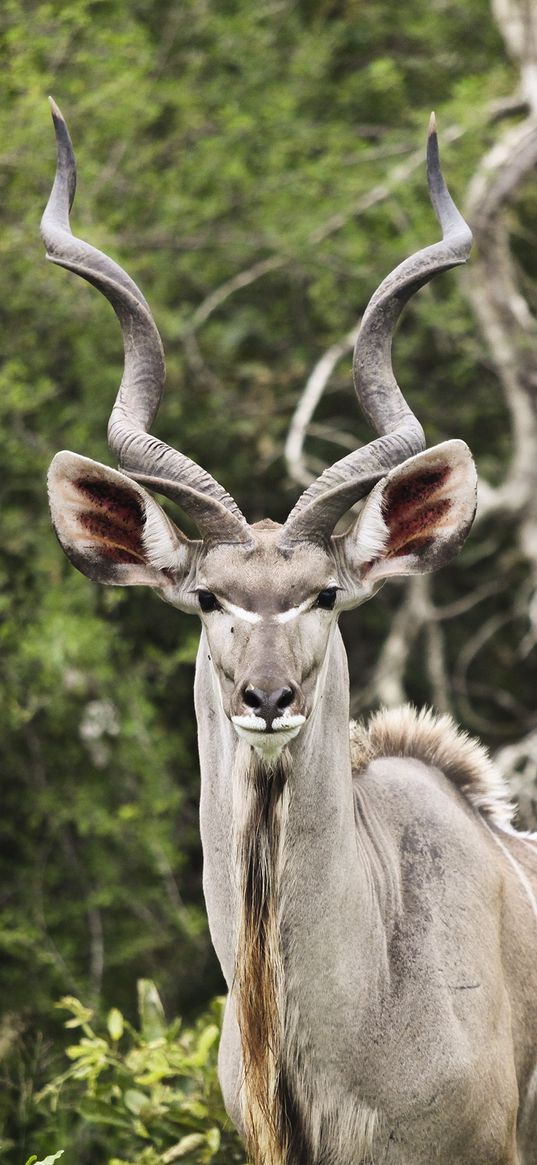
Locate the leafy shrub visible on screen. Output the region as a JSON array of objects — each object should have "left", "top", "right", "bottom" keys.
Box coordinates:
[
  {"left": 35, "top": 982, "right": 246, "bottom": 1165},
  {"left": 24, "top": 1155, "right": 65, "bottom": 1165}
]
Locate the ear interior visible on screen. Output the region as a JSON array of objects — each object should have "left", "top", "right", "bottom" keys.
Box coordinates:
[
  {"left": 347, "top": 440, "right": 477, "bottom": 583},
  {"left": 69, "top": 475, "right": 147, "bottom": 564},
  {"left": 48, "top": 451, "right": 191, "bottom": 588}
]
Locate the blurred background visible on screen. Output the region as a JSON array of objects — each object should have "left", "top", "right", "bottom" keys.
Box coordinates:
[{"left": 2, "top": 0, "right": 537, "bottom": 1159}]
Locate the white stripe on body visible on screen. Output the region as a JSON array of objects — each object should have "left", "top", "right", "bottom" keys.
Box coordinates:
[{"left": 489, "top": 830, "right": 537, "bottom": 926}]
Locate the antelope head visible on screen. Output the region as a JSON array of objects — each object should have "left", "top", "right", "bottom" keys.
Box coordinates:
[{"left": 45, "top": 102, "right": 477, "bottom": 762}]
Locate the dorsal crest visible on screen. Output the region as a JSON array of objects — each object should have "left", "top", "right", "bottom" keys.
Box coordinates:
[{"left": 350, "top": 705, "right": 514, "bottom": 829}]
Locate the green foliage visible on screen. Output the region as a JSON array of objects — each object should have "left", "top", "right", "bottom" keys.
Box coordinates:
[
  {"left": 24, "top": 1153, "right": 64, "bottom": 1165},
  {"left": 35, "top": 983, "right": 245, "bottom": 1164},
  {"left": 0, "top": 0, "right": 535, "bottom": 1158}
]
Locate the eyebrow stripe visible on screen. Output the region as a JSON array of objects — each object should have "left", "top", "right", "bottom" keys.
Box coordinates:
[
  {"left": 274, "top": 600, "right": 311, "bottom": 623},
  {"left": 223, "top": 602, "right": 262, "bottom": 624},
  {"left": 274, "top": 582, "right": 339, "bottom": 623},
  {"left": 219, "top": 581, "right": 339, "bottom": 624}
]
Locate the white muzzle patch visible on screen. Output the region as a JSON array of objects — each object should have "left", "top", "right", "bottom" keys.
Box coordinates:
[{"left": 231, "top": 713, "right": 306, "bottom": 760}]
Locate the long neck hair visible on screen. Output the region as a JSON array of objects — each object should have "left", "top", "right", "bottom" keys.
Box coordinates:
[
  {"left": 231, "top": 744, "right": 376, "bottom": 1165},
  {"left": 232, "top": 744, "right": 290, "bottom": 1165}
]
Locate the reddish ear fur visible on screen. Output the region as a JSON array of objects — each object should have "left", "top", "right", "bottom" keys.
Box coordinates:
[
  {"left": 346, "top": 440, "right": 477, "bottom": 583},
  {"left": 48, "top": 451, "right": 193, "bottom": 589}
]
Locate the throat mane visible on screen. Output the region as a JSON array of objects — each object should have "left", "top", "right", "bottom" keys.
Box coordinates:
[
  {"left": 231, "top": 741, "right": 379, "bottom": 1165},
  {"left": 233, "top": 746, "right": 290, "bottom": 1165}
]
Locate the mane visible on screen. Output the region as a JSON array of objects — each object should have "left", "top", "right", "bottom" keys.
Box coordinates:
[
  {"left": 232, "top": 744, "right": 378, "bottom": 1165},
  {"left": 350, "top": 705, "right": 515, "bottom": 830},
  {"left": 232, "top": 744, "right": 291, "bottom": 1165}
]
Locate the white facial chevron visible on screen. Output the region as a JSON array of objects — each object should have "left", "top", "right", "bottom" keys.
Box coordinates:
[{"left": 224, "top": 602, "right": 262, "bottom": 624}]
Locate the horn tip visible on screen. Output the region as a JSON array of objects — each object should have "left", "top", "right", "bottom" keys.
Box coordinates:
[
  {"left": 428, "top": 111, "right": 437, "bottom": 139},
  {"left": 48, "top": 95, "right": 64, "bottom": 124},
  {"left": 47, "top": 95, "right": 73, "bottom": 159}
]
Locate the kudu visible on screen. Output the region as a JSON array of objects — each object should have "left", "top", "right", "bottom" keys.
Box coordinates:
[{"left": 43, "top": 100, "right": 537, "bottom": 1165}]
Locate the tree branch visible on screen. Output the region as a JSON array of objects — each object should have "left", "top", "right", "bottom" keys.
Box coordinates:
[
  {"left": 185, "top": 124, "right": 467, "bottom": 396},
  {"left": 285, "top": 327, "right": 358, "bottom": 486},
  {"left": 284, "top": 125, "right": 467, "bottom": 489}
]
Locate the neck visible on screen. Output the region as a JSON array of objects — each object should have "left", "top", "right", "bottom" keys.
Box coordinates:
[
  {"left": 195, "top": 626, "right": 388, "bottom": 1164},
  {"left": 196, "top": 627, "right": 360, "bottom": 968}
]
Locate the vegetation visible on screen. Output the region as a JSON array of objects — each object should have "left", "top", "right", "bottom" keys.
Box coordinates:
[
  {"left": 1, "top": 0, "right": 536, "bottom": 1160},
  {"left": 35, "top": 982, "right": 244, "bottom": 1163}
]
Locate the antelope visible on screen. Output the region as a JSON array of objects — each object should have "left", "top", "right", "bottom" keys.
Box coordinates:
[{"left": 43, "top": 99, "right": 537, "bottom": 1165}]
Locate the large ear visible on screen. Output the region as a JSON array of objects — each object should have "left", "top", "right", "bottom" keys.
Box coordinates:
[
  {"left": 48, "top": 451, "right": 197, "bottom": 603},
  {"left": 341, "top": 440, "right": 477, "bottom": 585}
]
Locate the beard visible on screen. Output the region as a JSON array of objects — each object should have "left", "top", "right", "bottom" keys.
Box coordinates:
[{"left": 232, "top": 745, "right": 291, "bottom": 1165}]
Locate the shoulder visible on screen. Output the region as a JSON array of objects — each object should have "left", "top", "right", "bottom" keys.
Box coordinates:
[{"left": 350, "top": 705, "right": 514, "bottom": 830}]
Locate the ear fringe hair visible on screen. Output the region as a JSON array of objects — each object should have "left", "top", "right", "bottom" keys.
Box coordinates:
[
  {"left": 350, "top": 704, "right": 515, "bottom": 830},
  {"left": 352, "top": 485, "right": 389, "bottom": 564},
  {"left": 141, "top": 493, "right": 186, "bottom": 569}
]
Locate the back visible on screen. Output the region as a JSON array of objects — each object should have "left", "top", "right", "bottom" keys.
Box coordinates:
[{"left": 351, "top": 707, "right": 537, "bottom": 1163}]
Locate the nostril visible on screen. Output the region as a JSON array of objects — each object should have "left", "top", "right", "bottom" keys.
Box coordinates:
[
  {"left": 243, "top": 686, "right": 262, "bottom": 711},
  {"left": 238, "top": 684, "right": 299, "bottom": 727},
  {"left": 276, "top": 686, "right": 294, "bottom": 712}
]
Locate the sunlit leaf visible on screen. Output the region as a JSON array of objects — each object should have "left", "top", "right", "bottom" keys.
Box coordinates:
[
  {"left": 207, "top": 1126, "right": 221, "bottom": 1152},
  {"left": 137, "top": 979, "right": 166, "bottom": 1042},
  {"left": 26, "top": 1154, "right": 64, "bottom": 1165},
  {"left": 123, "top": 1088, "right": 150, "bottom": 1116},
  {"left": 191, "top": 1024, "right": 219, "bottom": 1067},
  {"left": 162, "top": 1133, "right": 205, "bottom": 1160},
  {"left": 107, "top": 1008, "right": 125, "bottom": 1042},
  {"left": 78, "top": 1098, "right": 133, "bottom": 1129}
]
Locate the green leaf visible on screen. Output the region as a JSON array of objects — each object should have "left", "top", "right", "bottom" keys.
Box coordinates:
[
  {"left": 191, "top": 1023, "right": 219, "bottom": 1067},
  {"left": 162, "top": 1133, "right": 205, "bottom": 1161},
  {"left": 123, "top": 1088, "right": 150, "bottom": 1116},
  {"left": 133, "top": 1046, "right": 174, "bottom": 1085},
  {"left": 78, "top": 1097, "right": 133, "bottom": 1129},
  {"left": 107, "top": 1007, "right": 125, "bottom": 1041},
  {"left": 207, "top": 1127, "right": 221, "bottom": 1153},
  {"left": 27, "top": 1154, "right": 65, "bottom": 1165},
  {"left": 137, "top": 979, "right": 166, "bottom": 1042},
  {"left": 56, "top": 997, "right": 94, "bottom": 1028},
  {"left": 182, "top": 1098, "right": 208, "bottom": 1120}
]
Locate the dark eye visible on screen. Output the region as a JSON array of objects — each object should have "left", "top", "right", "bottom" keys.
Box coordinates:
[
  {"left": 198, "top": 590, "right": 221, "bottom": 613},
  {"left": 316, "top": 587, "right": 338, "bottom": 610}
]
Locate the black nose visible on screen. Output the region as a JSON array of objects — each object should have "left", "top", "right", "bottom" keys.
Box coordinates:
[{"left": 242, "top": 685, "right": 294, "bottom": 729}]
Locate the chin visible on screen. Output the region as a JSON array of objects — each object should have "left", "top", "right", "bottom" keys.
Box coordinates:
[{"left": 231, "top": 714, "right": 305, "bottom": 761}]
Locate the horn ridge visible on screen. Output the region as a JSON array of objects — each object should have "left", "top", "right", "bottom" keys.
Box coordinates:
[
  {"left": 41, "top": 99, "right": 247, "bottom": 527},
  {"left": 126, "top": 471, "right": 253, "bottom": 544},
  {"left": 280, "top": 433, "right": 411, "bottom": 547},
  {"left": 283, "top": 116, "right": 472, "bottom": 542},
  {"left": 43, "top": 98, "right": 152, "bottom": 313}
]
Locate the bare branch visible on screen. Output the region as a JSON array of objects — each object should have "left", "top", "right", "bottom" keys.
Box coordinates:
[
  {"left": 190, "top": 254, "right": 286, "bottom": 331},
  {"left": 433, "top": 578, "right": 506, "bottom": 621},
  {"left": 495, "top": 729, "right": 537, "bottom": 829},
  {"left": 453, "top": 611, "right": 517, "bottom": 735},
  {"left": 466, "top": 116, "right": 537, "bottom": 527},
  {"left": 371, "top": 577, "right": 428, "bottom": 707},
  {"left": 87, "top": 903, "right": 105, "bottom": 1006},
  {"left": 284, "top": 125, "right": 467, "bottom": 490},
  {"left": 492, "top": 0, "right": 537, "bottom": 111},
  {"left": 308, "top": 124, "right": 466, "bottom": 247},
  {"left": 465, "top": 0, "right": 537, "bottom": 548},
  {"left": 285, "top": 327, "right": 358, "bottom": 486},
  {"left": 425, "top": 611, "right": 451, "bottom": 714},
  {"left": 187, "top": 125, "right": 467, "bottom": 354},
  {"left": 306, "top": 422, "right": 361, "bottom": 451}
]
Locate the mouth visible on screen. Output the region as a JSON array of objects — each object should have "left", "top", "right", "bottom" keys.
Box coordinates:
[{"left": 231, "top": 713, "right": 306, "bottom": 759}]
